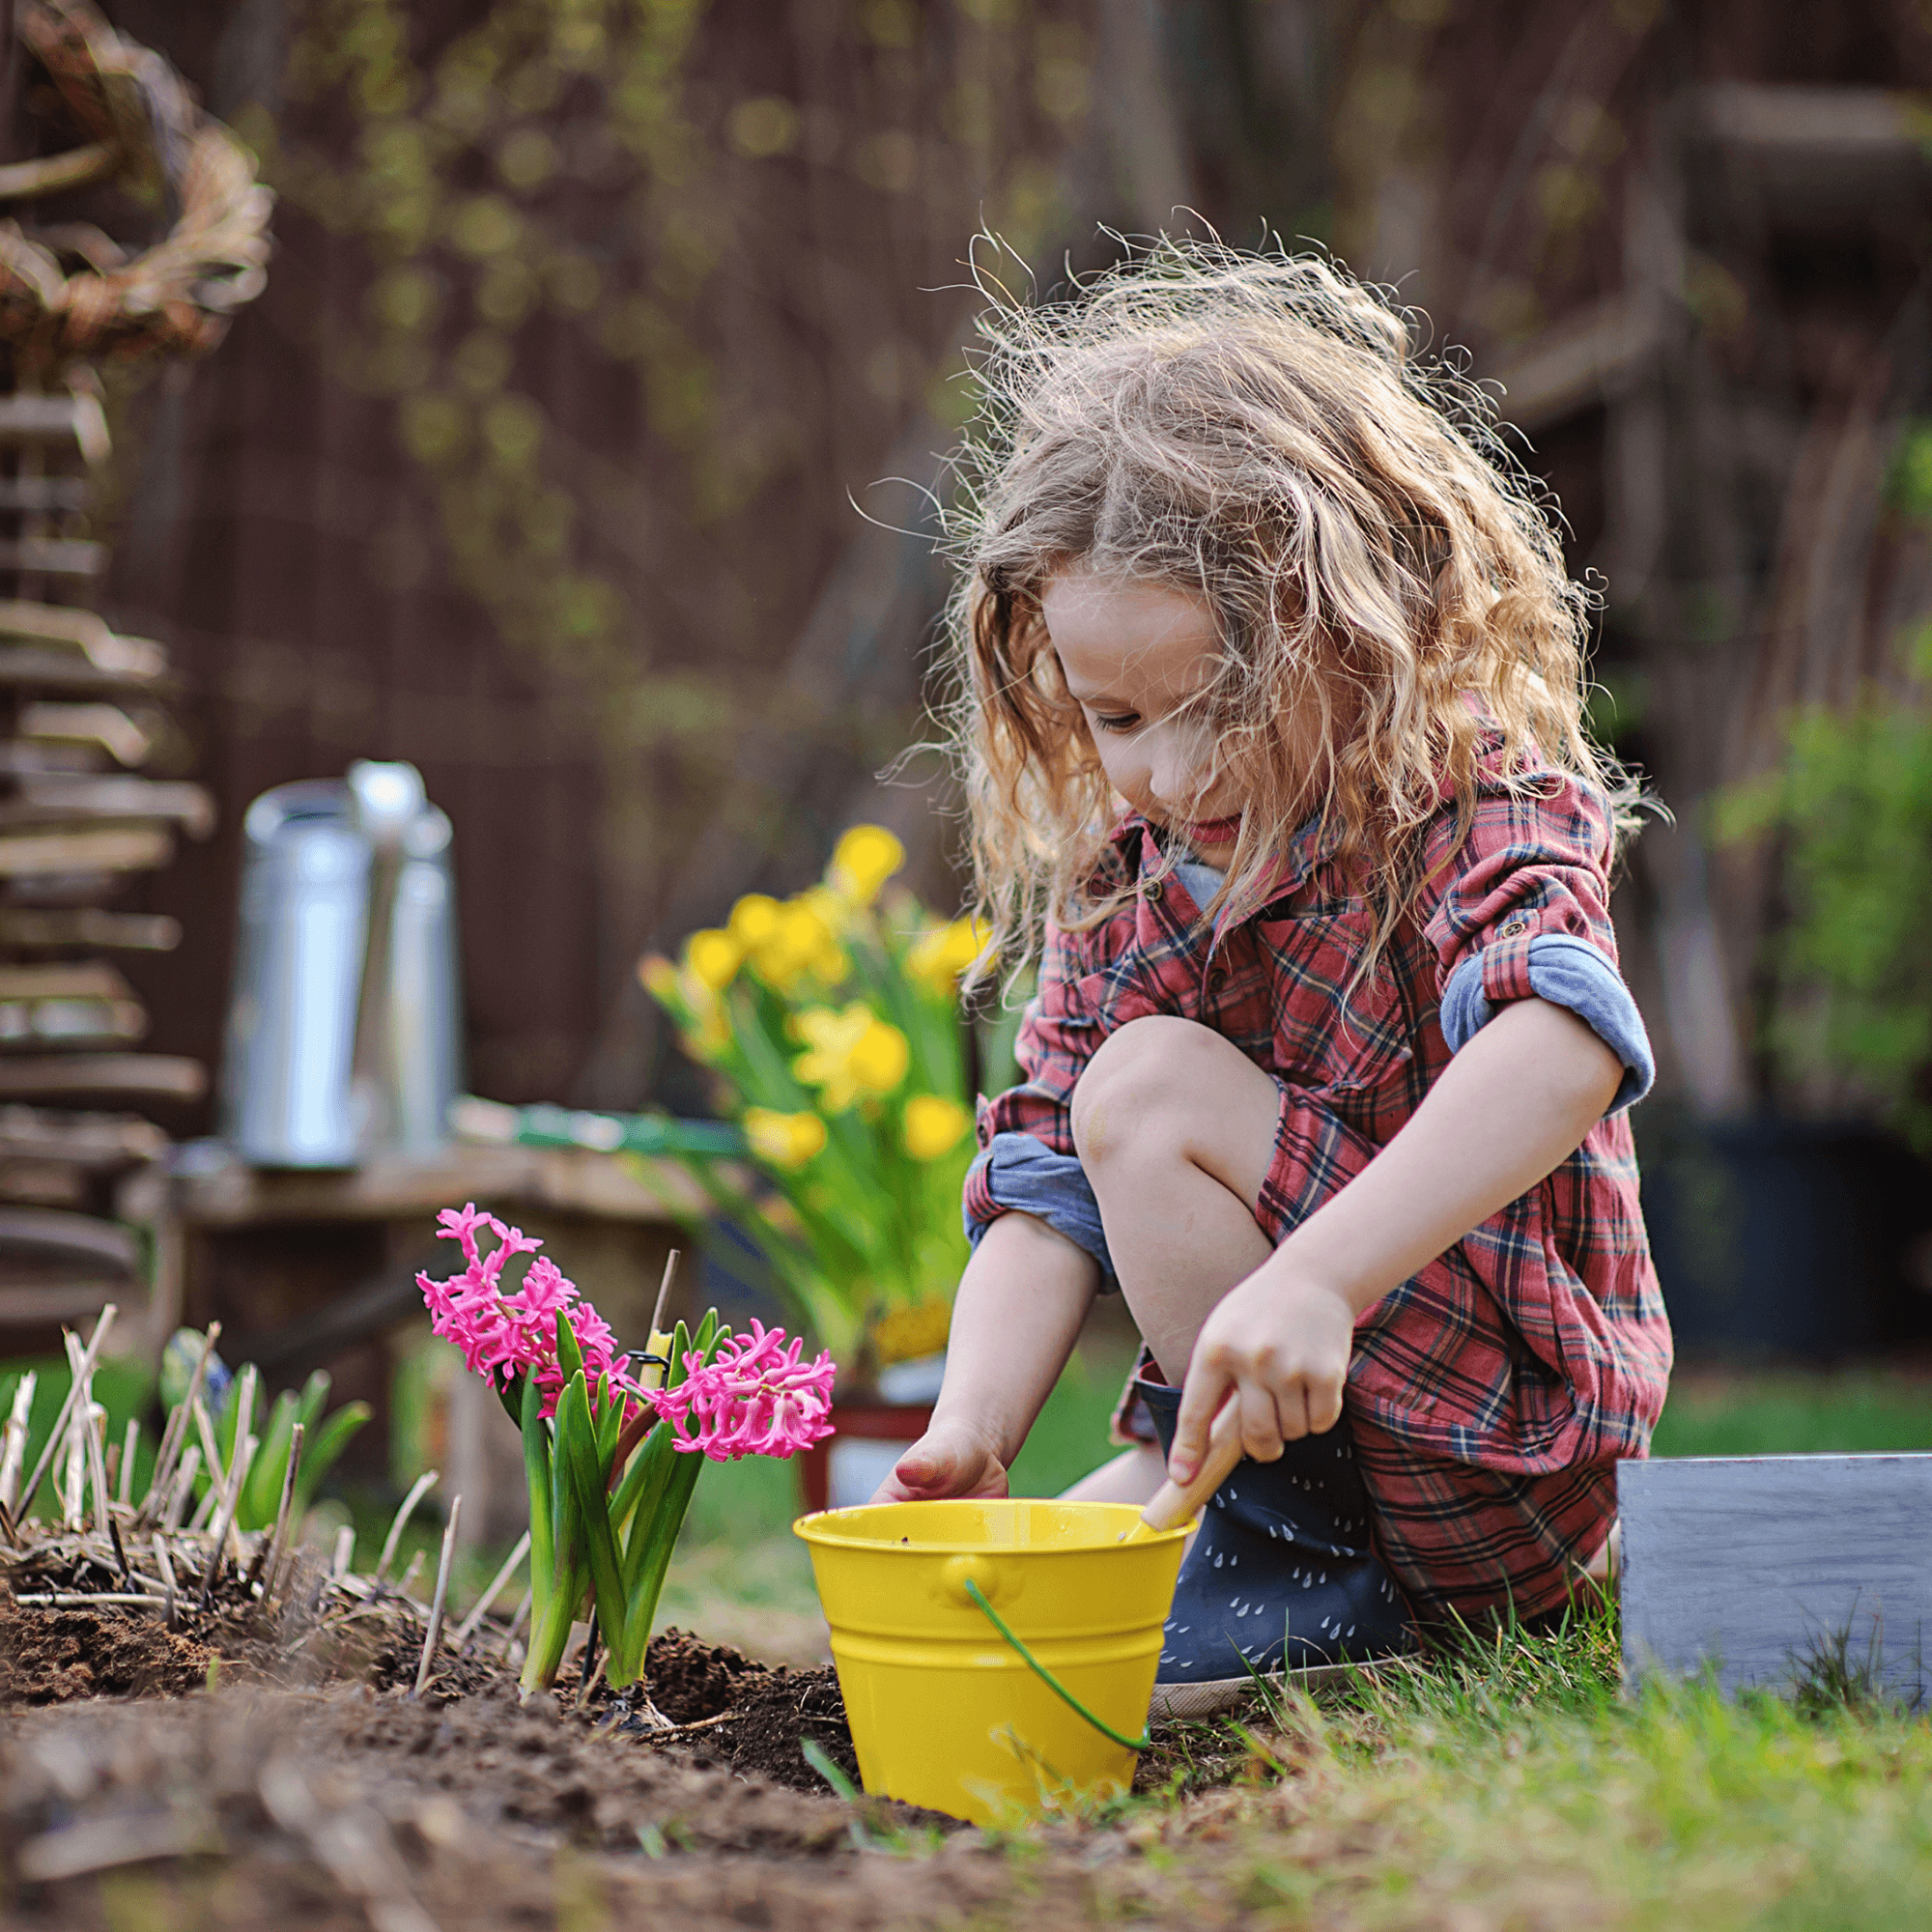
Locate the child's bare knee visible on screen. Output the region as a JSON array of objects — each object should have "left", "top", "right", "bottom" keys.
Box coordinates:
[{"left": 1071, "top": 1015, "right": 1221, "bottom": 1169}]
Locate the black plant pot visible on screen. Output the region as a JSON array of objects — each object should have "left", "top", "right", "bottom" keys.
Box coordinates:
[{"left": 1635, "top": 1109, "right": 1932, "bottom": 1362}]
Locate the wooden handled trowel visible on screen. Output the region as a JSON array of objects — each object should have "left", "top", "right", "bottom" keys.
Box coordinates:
[{"left": 1120, "top": 1397, "right": 1246, "bottom": 1543}]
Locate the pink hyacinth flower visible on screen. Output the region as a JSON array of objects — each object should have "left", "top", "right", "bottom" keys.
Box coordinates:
[
  {"left": 647, "top": 1320, "right": 836, "bottom": 1462},
  {"left": 416, "top": 1202, "right": 637, "bottom": 1420}
]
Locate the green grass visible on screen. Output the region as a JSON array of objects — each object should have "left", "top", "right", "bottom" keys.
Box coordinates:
[
  {"left": 1010, "top": 1354, "right": 1932, "bottom": 1485},
  {"left": 318, "top": 1355, "right": 1932, "bottom": 1645},
  {"left": 1132, "top": 1607, "right": 1932, "bottom": 1931},
  {"left": 17, "top": 1341, "right": 1932, "bottom": 1697},
  {"left": 655, "top": 1451, "right": 820, "bottom": 1639},
  {"left": 974, "top": 1365, "right": 1932, "bottom": 1924},
  {"left": 640, "top": 1337, "right": 1145, "bottom": 1645},
  {"left": 1653, "top": 1371, "right": 1932, "bottom": 1459},
  {"left": 639, "top": 1340, "right": 1141, "bottom": 1643},
  {"left": 1006, "top": 1338, "right": 1140, "bottom": 1496},
  {"left": 14, "top": 1344, "right": 1932, "bottom": 1926}
]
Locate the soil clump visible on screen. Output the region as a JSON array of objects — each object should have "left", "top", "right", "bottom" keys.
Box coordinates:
[
  {"left": 661, "top": 1655, "right": 863, "bottom": 1792},
  {"left": 642, "top": 1622, "right": 773, "bottom": 1723},
  {"left": 0, "top": 1604, "right": 215, "bottom": 1705}
]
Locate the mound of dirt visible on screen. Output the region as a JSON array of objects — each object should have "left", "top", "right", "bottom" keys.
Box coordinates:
[
  {"left": 0, "top": 1592, "right": 1256, "bottom": 1815},
  {"left": 0, "top": 1594, "right": 1296, "bottom": 1932},
  {"left": 676, "top": 1662, "right": 862, "bottom": 1792},
  {"left": 0, "top": 1605, "right": 215, "bottom": 1706},
  {"left": 0, "top": 1684, "right": 894, "bottom": 1931},
  {"left": 642, "top": 1624, "right": 776, "bottom": 1723}
]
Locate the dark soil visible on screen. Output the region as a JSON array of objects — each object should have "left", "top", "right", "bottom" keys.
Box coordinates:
[
  {"left": 0, "top": 1595, "right": 1288, "bottom": 1928},
  {"left": 0, "top": 1592, "right": 1260, "bottom": 1801},
  {"left": 673, "top": 1659, "right": 862, "bottom": 1792},
  {"left": 0, "top": 1676, "right": 1297, "bottom": 1931},
  {"left": 0, "top": 1603, "right": 215, "bottom": 1705},
  {"left": 643, "top": 1621, "right": 773, "bottom": 1723},
  {"left": 308, "top": 1680, "right": 856, "bottom": 1855}
]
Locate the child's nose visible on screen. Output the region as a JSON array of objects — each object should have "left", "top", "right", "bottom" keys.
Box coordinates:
[{"left": 1150, "top": 730, "right": 1208, "bottom": 807}]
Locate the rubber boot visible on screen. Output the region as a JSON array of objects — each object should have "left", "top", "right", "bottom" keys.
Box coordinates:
[{"left": 1135, "top": 1375, "right": 1415, "bottom": 1715}]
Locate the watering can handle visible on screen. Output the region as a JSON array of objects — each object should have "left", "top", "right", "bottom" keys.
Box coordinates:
[{"left": 1138, "top": 1397, "right": 1246, "bottom": 1536}]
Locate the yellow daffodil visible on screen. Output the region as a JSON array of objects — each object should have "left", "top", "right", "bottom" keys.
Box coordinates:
[
  {"left": 793, "top": 1002, "right": 910, "bottom": 1109},
  {"left": 764, "top": 902, "right": 838, "bottom": 988},
  {"left": 639, "top": 952, "right": 734, "bottom": 1059},
  {"left": 846, "top": 1016, "right": 910, "bottom": 1094},
  {"left": 731, "top": 893, "right": 846, "bottom": 990},
  {"left": 796, "top": 883, "right": 852, "bottom": 936},
  {"left": 684, "top": 927, "right": 742, "bottom": 990},
  {"left": 872, "top": 1296, "right": 952, "bottom": 1364},
  {"left": 743, "top": 1106, "right": 828, "bottom": 1172},
  {"left": 727, "top": 893, "right": 783, "bottom": 951},
  {"left": 827, "top": 823, "right": 904, "bottom": 907},
  {"left": 906, "top": 916, "right": 990, "bottom": 995},
  {"left": 903, "top": 1094, "right": 972, "bottom": 1161}
]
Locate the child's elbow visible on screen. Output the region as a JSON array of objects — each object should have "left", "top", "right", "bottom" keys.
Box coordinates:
[{"left": 1538, "top": 999, "right": 1625, "bottom": 1118}]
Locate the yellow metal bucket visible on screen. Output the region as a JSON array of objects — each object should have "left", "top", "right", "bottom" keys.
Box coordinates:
[{"left": 794, "top": 1499, "right": 1190, "bottom": 1824}]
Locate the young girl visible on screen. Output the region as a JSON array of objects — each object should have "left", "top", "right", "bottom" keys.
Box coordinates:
[{"left": 876, "top": 242, "right": 1672, "bottom": 1712}]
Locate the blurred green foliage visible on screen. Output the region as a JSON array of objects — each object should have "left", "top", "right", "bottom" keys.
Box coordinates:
[
  {"left": 0, "top": 1354, "right": 155, "bottom": 1519},
  {"left": 3, "top": 1340, "right": 367, "bottom": 1532},
  {"left": 242, "top": 0, "right": 1086, "bottom": 810},
  {"left": 1887, "top": 416, "right": 1932, "bottom": 517},
  {"left": 1718, "top": 626, "right": 1932, "bottom": 1150},
  {"left": 252, "top": 0, "right": 714, "bottom": 723},
  {"left": 1585, "top": 666, "right": 1650, "bottom": 752},
  {"left": 208, "top": 1369, "right": 371, "bottom": 1535}
]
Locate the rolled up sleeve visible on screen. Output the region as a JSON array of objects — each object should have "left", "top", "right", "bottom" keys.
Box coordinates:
[
  {"left": 963, "top": 910, "right": 1117, "bottom": 1267},
  {"left": 1439, "top": 936, "right": 1655, "bottom": 1112},
  {"left": 963, "top": 1133, "right": 1119, "bottom": 1287},
  {"left": 1424, "top": 769, "right": 1654, "bottom": 1113}
]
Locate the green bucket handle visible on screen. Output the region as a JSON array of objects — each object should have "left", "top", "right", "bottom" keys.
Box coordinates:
[{"left": 963, "top": 1577, "right": 1152, "bottom": 1753}]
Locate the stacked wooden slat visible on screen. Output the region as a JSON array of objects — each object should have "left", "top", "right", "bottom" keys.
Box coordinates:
[{"left": 0, "top": 385, "right": 212, "bottom": 1351}]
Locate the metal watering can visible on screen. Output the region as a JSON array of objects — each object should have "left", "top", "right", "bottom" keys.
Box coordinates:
[{"left": 221, "top": 760, "right": 463, "bottom": 1168}]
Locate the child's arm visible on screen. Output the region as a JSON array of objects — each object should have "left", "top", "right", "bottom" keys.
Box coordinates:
[
  {"left": 871, "top": 1209, "right": 1100, "bottom": 1502},
  {"left": 1166, "top": 995, "right": 1623, "bottom": 1482}
]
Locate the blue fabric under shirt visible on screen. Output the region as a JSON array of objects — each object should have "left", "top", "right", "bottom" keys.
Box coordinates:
[
  {"left": 1171, "top": 855, "right": 1228, "bottom": 911},
  {"left": 964, "top": 1130, "right": 1121, "bottom": 1287},
  {"left": 1437, "top": 934, "right": 1654, "bottom": 1115}
]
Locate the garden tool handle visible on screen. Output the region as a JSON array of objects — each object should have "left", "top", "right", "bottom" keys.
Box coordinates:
[{"left": 1139, "top": 1397, "right": 1246, "bottom": 1536}]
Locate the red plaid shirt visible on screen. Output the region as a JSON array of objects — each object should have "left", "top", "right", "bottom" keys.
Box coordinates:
[{"left": 967, "top": 756, "right": 1672, "bottom": 1622}]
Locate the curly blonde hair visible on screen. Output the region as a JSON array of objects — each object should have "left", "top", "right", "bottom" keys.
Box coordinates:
[{"left": 941, "top": 237, "right": 1635, "bottom": 984}]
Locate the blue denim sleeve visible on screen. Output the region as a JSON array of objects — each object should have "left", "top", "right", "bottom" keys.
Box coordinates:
[
  {"left": 1439, "top": 933, "right": 1655, "bottom": 1114},
  {"left": 962, "top": 1131, "right": 1119, "bottom": 1290}
]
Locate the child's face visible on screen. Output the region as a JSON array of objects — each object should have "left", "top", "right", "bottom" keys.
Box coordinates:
[{"left": 1042, "top": 565, "right": 1241, "bottom": 844}]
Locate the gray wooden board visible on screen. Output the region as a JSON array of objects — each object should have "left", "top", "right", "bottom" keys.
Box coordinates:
[{"left": 1619, "top": 1455, "right": 1932, "bottom": 1700}]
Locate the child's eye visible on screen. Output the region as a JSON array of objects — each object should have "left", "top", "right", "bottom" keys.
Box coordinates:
[{"left": 1091, "top": 711, "right": 1140, "bottom": 733}]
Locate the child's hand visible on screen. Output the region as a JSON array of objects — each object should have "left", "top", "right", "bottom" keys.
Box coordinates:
[
  {"left": 1167, "top": 1270, "right": 1354, "bottom": 1483},
  {"left": 869, "top": 1418, "right": 1010, "bottom": 1503}
]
